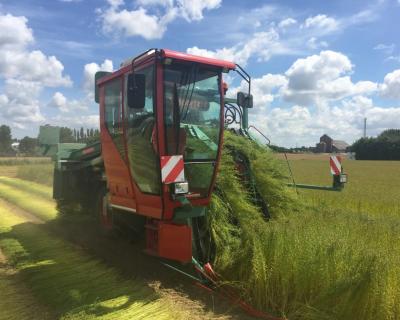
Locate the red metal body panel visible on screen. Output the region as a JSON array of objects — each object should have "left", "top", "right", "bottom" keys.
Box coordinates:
[
  {"left": 98, "top": 49, "right": 232, "bottom": 222},
  {"left": 146, "top": 221, "right": 192, "bottom": 263},
  {"left": 99, "top": 83, "right": 137, "bottom": 211},
  {"left": 161, "top": 49, "right": 236, "bottom": 70},
  {"left": 99, "top": 63, "right": 162, "bottom": 219}
]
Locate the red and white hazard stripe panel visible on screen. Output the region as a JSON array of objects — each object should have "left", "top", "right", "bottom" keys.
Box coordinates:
[
  {"left": 330, "top": 155, "right": 342, "bottom": 175},
  {"left": 161, "top": 155, "right": 185, "bottom": 184}
]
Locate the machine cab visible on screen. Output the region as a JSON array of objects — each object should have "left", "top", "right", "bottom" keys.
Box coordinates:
[{"left": 95, "top": 49, "right": 236, "bottom": 223}]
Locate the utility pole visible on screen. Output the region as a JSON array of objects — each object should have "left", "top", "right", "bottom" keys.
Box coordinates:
[{"left": 363, "top": 118, "right": 367, "bottom": 138}]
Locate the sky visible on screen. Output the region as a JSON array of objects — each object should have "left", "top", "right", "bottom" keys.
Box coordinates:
[{"left": 0, "top": 0, "right": 400, "bottom": 147}]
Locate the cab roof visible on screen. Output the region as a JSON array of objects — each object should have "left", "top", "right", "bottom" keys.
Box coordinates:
[
  {"left": 99, "top": 48, "right": 236, "bottom": 86},
  {"left": 120, "top": 48, "right": 236, "bottom": 70},
  {"left": 161, "top": 49, "right": 236, "bottom": 70}
]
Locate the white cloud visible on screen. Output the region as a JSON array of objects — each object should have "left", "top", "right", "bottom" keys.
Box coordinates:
[
  {"left": 100, "top": 6, "right": 175, "bottom": 40},
  {"left": 0, "top": 13, "right": 71, "bottom": 128},
  {"left": 51, "top": 92, "right": 67, "bottom": 111},
  {"left": 380, "top": 69, "right": 400, "bottom": 100},
  {"left": 278, "top": 18, "right": 297, "bottom": 29},
  {"left": 83, "top": 59, "right": 114, "bottom": 96},
  {"left": 137, "top": 0, "right": 174, "bottom": 6},
  {"left": 231, "top": 74, "right": 287, "bottom": 109},
  {"left": 0, "top": 14, "right": 34, "bottom": 49},
  {"left": 50, "top": 114, "right": 100, "bottom": 129},
  {"left": 48, "top": 92, "right": 88, "bottom": 113},
  {"left": 186, "top": 14, "right": 340, "bottom": 67},
  {"left": 188, "top": 29, "right": 290, "bottom": 66},
  {"left": 307, "top": 37, "right": 328, "bottom": 50},
  {"left": 0, "top": 79, "right": 45, "bottom": 127},
  {"left": 177, "top": 0, "right": 221, "bottom": 21},
  {"left": 282, "top": 50, "right": 377, "bottom": 105},
  {"left": 386, "top": 55, "right": 400, "bottom": 63},
  {"left": 0, "top": 14, "right": 71, "bottom": 87},
  {"left": 374, "top": 43, "right": 399, "bottom": 63},
  {"left": 0, "top": 50, "right": 72, "bottom": 87},
  {"left": 98, "top": 0, "right": 221, "bottom": 40},
  {"left": 249, "top": 95, "right": 400, "bottom": 147},
  {"left": 45, "top": 59, "right": 113, "bottom": 118},
  {"left": 236, "top": 51, "right": 397, "bottom": 147},
  {"left": 302, "top": 14, "right": 339, "bottom": 32},
  {"left": 374, "top": 43, "right": 395, "bottom": 54}
]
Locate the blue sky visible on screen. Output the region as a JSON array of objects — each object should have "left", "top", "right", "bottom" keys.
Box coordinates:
[{"left": 0, "top": 0, "right": 400, "bottom": 147}]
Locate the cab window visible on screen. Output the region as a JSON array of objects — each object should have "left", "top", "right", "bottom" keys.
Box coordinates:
[
  {"left": 125, "top": 65, "right": 160, "bottom": 194},
  {"left": 104, "top": 78, "right": 125, "bottom": 159}
]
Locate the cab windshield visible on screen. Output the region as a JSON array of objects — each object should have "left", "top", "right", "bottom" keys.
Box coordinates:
[
  {"left": 164, "top": 63, "right": 222, "bottom": 197},
  {"left": 164, "top": 64, "right": 221, "bottom": 161}
]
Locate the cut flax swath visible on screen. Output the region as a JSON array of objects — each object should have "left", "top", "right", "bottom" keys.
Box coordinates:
[{"left": 208, "top": 132, "right": 400, "bottom": 319}]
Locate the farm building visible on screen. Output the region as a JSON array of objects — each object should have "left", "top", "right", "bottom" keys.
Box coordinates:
[{"left": 316, "top": 134, "right": 349, "bottom": 153}]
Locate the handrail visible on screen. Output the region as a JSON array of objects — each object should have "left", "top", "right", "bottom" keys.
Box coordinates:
[{"left": 247, "top": 125, "right": 271, "bottom": 145}]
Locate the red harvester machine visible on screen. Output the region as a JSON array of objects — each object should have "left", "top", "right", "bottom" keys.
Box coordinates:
[
  {"left": 49, "top": 48, "right": 255, "bottom": 264},
  {"left": 40, "top": 48, "right": 346, "bottom": 318}
]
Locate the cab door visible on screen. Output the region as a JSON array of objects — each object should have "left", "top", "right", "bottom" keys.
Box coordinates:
[
  {"left": 100, "top": 76, "right": 136, "bottom": 211},
  {"left": 124, "top": 63, "right": 163, "bottom": 219}
]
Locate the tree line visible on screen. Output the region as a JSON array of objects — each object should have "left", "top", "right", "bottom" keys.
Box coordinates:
[
  {"left": 0, "top": 125, "right": 100, "bottom": 156},
  {"left": 350, "top": 129, "right": 400, "bottom": 160}
]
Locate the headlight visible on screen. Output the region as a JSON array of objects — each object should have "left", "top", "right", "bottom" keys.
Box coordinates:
[{"left": 173, "top": 182, "right": 189, "bottom": 194}]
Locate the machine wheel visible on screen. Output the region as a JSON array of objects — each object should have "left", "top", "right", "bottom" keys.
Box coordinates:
[{"left": 96, "top": 188, "right": 114, "bottom": 233}]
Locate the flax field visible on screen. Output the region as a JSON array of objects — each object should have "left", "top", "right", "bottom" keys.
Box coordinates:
[{"left": 1, "top": 134, "right": 400, "bottom": 319}]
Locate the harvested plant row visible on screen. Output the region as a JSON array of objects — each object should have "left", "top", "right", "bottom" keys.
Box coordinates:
[{"left": 208, "top": 132, "right": 400, "bottom": 319}]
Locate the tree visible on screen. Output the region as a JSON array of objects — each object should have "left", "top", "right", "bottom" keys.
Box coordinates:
[
  {"left": 378, "top": 129, "right": 400, "bottom": 142},
  {"left": 86, "top": 128, "right": 100, "bottom": 144},
  {"left": 0, "top": 125, "right": 12, "bottom": 155},
  {"left": 351, "top": 129, "right": 400, "bottom": 160},
  {"left": 80, "top": 127, "right": 85, "bottom": 142},
  {"left": 19, "top": 136, "right": 38, "bottom": 155},
  {"left": 60, "top": 127, "right": 75, "bottom": 143}
]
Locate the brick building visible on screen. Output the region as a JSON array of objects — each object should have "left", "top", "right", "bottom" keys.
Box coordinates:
[{"left": 316, "top": 134, "right": 349, "bottom": 153}]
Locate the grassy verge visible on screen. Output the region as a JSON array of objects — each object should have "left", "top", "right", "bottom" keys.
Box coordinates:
[{"left": 0, "top": 197, "right": 206, "bottom": 319}]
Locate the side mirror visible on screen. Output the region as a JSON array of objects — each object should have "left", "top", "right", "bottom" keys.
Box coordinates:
[
  {"left": 127, "top": 73, "right": 146, "bottom": 109},
  {"left": 237, "top": 92, "right": 253, "bottom": 108}
]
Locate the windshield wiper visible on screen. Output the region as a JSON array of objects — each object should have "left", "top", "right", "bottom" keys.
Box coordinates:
[{"left": 179, "top": 64, "right": 198, "bottom": 121}]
